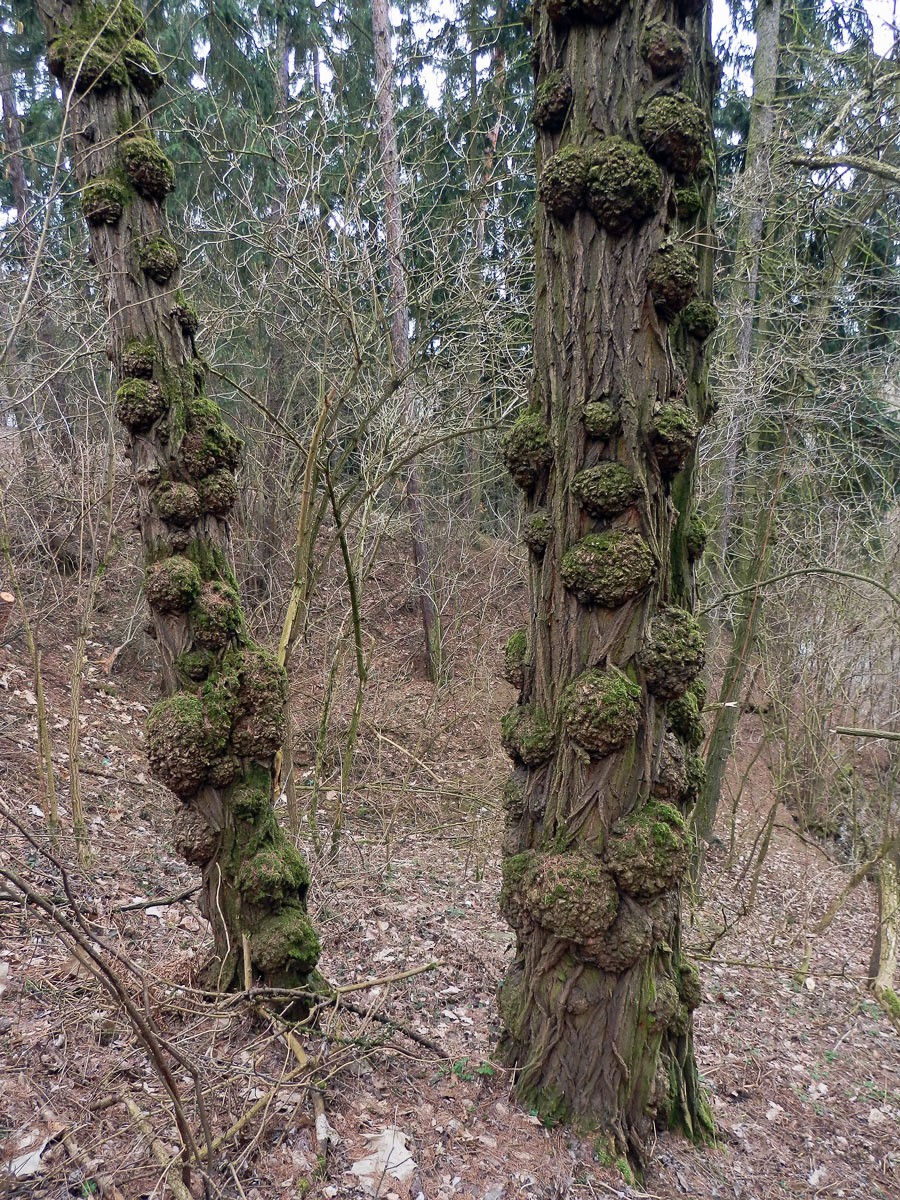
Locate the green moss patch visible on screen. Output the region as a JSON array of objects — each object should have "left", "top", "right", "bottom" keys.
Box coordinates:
[
  {"left": 123, "top": 38, "right": 162, "bottom": 94},
  {"left": 638, "top": 605, "right": 705, "bottom": 699},
  {"left": 173, "top": 291, "right": 200, "bottom": 335},
  {"left": 538, "top": 145, "right": 590, "bottom": 222},
  {"left": 667, "top": 682, "right": 705, "bottom": 748},
  {"left": 121, "top": 338, "right": 156, "bottom": 378},
  {"left": 500, "top": 774, "right": 527, "bottom": 819},
  {"left": 685, "top": 512, "right": 708, "bottom": 560},
  {"left": 649, "top": 401, "right": 699, "bottom": 475},
  {"left": 648, "top": 242, "right": 698, "bottom": 318},
  {"left": 500, "top": 703, "right": 556, "bottom": 766},
  {"left": 238, "top": 842, "right": 310, "bottom": 906},
  {"left": 586, "top": 137, "right": 662, "bottom": 235},
  {"left": 532, "top": 71, "right": 572, "bottom": 131},
  {"left": 144, "top": 554, "right": 201, "bottom": 613},
  {"left": 678, "top": 958, "right": 702, "bottom": 1010},
  {"left": 675, "top": 184, "right": 702, "bottom": 221},
  {"left": 561, "top": 667, "right": 641, "bottom": 756},
  {"left": 115, "top": 377, "right": 166, "bottom": 432},
  {"left": 571, "top": 462, "right": 640, "bottom": 518},
  {"left": 501, "top": 413, "right": 553, "bottom": 490},
  {"left": 181, "top": 395, "right": 242, "bottom": 478},
  {"left": 251, "top": 907, "right": 320, "bottom": 977},
  {"left": 638, "top": 92, "right": 708, "bottom": 175},
  {"left": 560, "top": 530, "right": 655, "bottom": 608},
  {"left": 605, "top": 799, "right": 690, "bottom": 898}
]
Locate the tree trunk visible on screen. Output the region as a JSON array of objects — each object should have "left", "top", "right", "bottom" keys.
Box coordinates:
[
  {"left": 714, "top": 0, "right": 780, "bottom": 572},
  {"left": 370, "top": 0, "right": 442, "bottom": 682},
  {"left": 498, "top": 0, "right": 717, "bottom": 1157},
  {"left": 869, "top": 851, "right": 900, "bottom": 1032},
  {"left": 37, "top": 0, "right": 320, "bottom": 992}
]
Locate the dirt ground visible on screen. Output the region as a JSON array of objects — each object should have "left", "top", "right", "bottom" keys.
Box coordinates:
[{"left": 1, "top": 539, "right": 899, "bottom": 1200}]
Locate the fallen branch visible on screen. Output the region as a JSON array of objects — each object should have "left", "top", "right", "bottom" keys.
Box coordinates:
[{"left": 124, "top": 1099, "right": 193, "bottom": 1200}]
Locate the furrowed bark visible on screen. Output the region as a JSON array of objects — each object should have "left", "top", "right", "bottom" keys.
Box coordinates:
[
  {"left": 37, "top": 0, "right": 320, "bottom": 991},
  {"left": 497, "top": 0, "right": 717, "bottom": 1156}
]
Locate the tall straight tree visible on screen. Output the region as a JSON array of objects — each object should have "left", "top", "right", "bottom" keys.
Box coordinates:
[
  {"left": 371, "top": 0, "right": 443, "bottom": 682},
  {"left": 497, "top": 0, "right": 717, "bottom": 1153},
  {"left": 36, "top": 0, "right": 321, "bottom": 991}
]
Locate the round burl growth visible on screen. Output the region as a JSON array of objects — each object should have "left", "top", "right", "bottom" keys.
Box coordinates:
[
  {"left": 583, "top": 400, "right": 620, "bottom": 440},
  {"left": 174, "top": 292, "right": 200, "bottom": 335},
  {"left": 499, "top": 850, "right": 535, "bottom": 930},
  {"left": 182, "top": 397, "right": 241, "bottom": 478},
  {"left": 648, "top": 242, "right": 698, "bottom": 318},
  {"left": 667, "top": 682, "right": 705, "bottom": 748},
  {"left": 678, "top": 958, "right": 702, "bottom": 1009},
  {"left": 251, "top": 908, "right": 320, "bottom": 978},
  {"left": 500, "top": 774, "right": 527, "bottom": 819},
  {"left": 651, "top": 733, "right": 686, "bottom": 802},
  {"left": 571, "top": 462, "right": 639, "bottom": 518},
  {"left": 585, "top": 138, "right": 662, "bottom": 235},
  {"left": 48, "top": 36, "right": 128, "bottom": 91},
  {"left": 682, "top": 299, "right": 718, "bottom": 340},
  {"left": 175, "top": 648, "right": 214, "bottom": 682},
  {"left": 605, "top": 800, "right": 690, "bottom": 898},
  {"left": 532, "top": 71, "right": 572, "bottom": 131},
  {"left": 230, "top": 647, "right": 288, "bottom": 759},
  {"left": 120, "top": 136, "right": 175, "bottom": 200},
  {"left": 538, "top": 145, "right": 590, "bottom": 221},
  {"left": 560, "top": 530, "right": 655, "bottom": 608},
  {"left": 197, "top": 469, "right": 239, "bottom": 517},
  {"left": 115, "top": 378, "right": 165, "bottom": 431},
  {"left": 685, "top": 512, "right": 708, "bottom": 560},
  {"left": 139, "top": 236, "right": 180, "bottom": 284},
  {"left": 146, "top": 693, "right": 214, "bottom": 797},
  {"left": 156, "top": 481, "right": 201, "bottom": 527},
  {"left": 561, "top": 667, "right": 641, "bottom": 756},
  {"left": 638, "top": 92, "right": 708, "bottom": 175},
  {"left": 500, "top": 703, "right": 555, "bottom": 766},
  {"left": 501, "top": 413, "right": 552, "bottom": 490},
  {"left": 584, "top": 895, "right": 652, "bottom": 971},
  {"left": 144, "top": 555, "right": 201, "bottom": 613},
  {"left": 121, "top": 339, "right": 156, "bottom": 377},
  {"left": 524, "top": 852, "right": 619, "bottom": 943},
  {"left": 193, "top": 580, "right": 242, "bottom": 648},
  {"left": 82, "top": 176, "right": 130, "bottom": 224},
  {"left": 522, "top": 509, "right": 552, "bottom": 555},
  {"left": 640, "top": 21, "right": 690, "bottom": 77},
  {"left": 649, "top": 401, "right": 699, "bottom": 475},
  {"left": 675, "top": 184, "right": 702, "bottom": 221},
  {"left": 123, "top": 39, "right": 162, "bottom": 94},
  {"left": 639, "top": 605, "right": 705, "bottom": 699},
  {"left": 238, "top": 841, "right": 310, "bottom": 906},
  {"left": 649, "top": 974, "right": 686, "bottom": 1033},
  {"left": 171, "top": 804, "right": 217, "bottom": 865},
  {"left": 502, "top": 629, "right": 530, "bottom": 690}
]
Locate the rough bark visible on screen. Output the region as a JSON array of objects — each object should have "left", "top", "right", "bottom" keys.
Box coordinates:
[
  {"left": 37, "top": 0, "right": 320, "bottom": 991},
  {"left": 498, "top": 0, "right": 717, "bottom": 1157},
  {"left": 371, "top": 0, "right": 443, "bottom": 682}
]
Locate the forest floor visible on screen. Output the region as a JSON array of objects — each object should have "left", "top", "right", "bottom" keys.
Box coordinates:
[{"left": 1, "top": 536, "right": 899, "bottom": 1200}]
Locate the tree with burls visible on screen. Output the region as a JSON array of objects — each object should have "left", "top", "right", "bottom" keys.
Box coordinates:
[
  {"left": 37, "top": 0, "right": 319, "bottom": 991},
  {"left": 498, "top": 0, "right": 716, "bottom": 1156}
]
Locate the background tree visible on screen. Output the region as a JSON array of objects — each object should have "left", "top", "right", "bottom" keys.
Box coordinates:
[{"left": 496, "top": 0, "right": 717, "bottom": 1154}]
